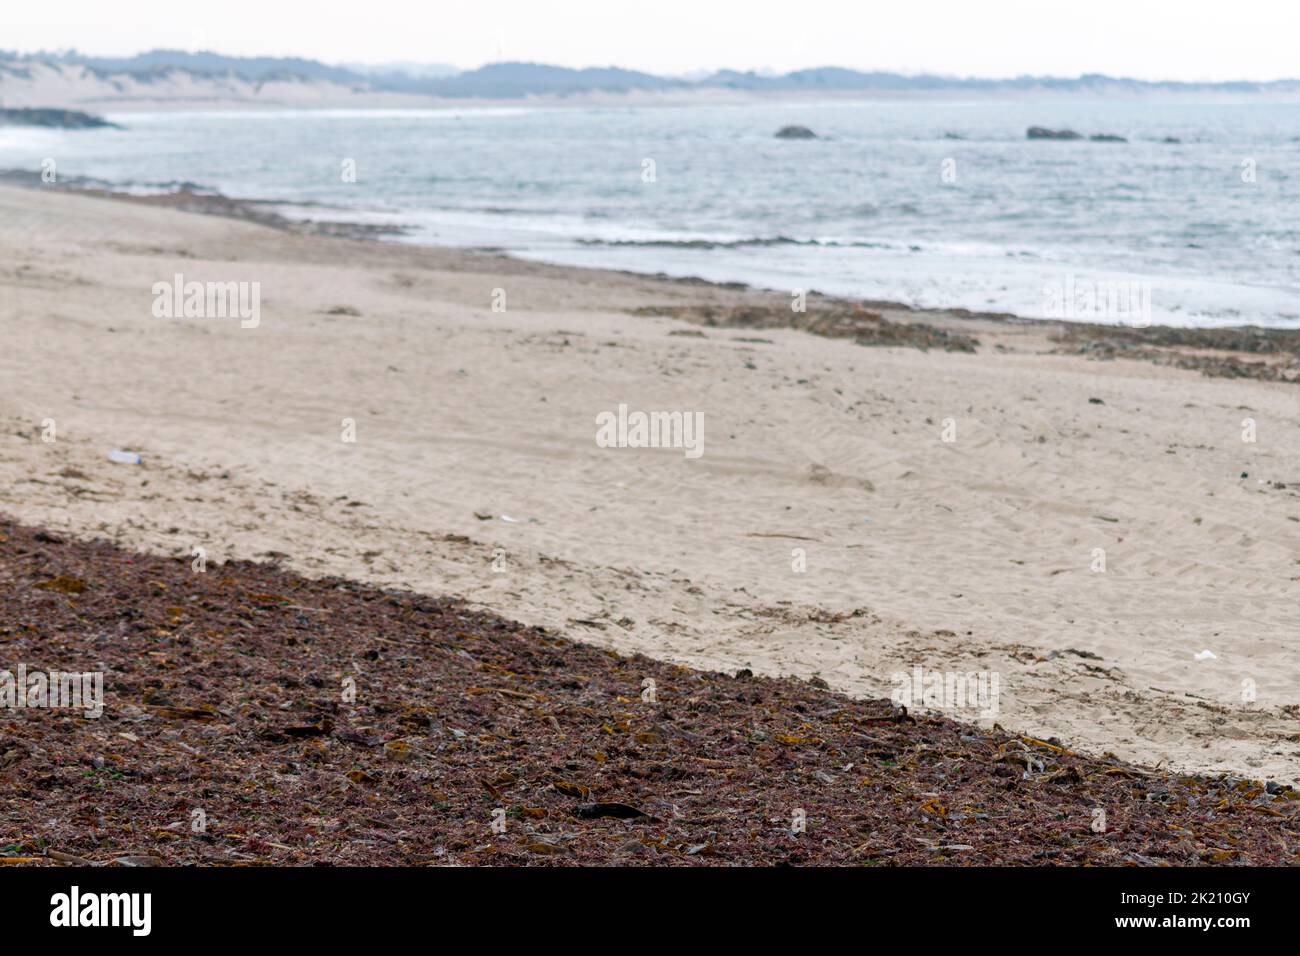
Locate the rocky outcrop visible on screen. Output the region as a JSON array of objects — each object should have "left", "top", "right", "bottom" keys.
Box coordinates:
[
  {"left": 0, "top": 107, "right": 119, "bottom": 129},
  {"left": 1028, "top": 126, "right": 1128, "bottom": 143},
  {"left": 1027, "top": 126, "right": 1083, "bottom": 140},
  {"left": 774, "top": 125, "right": 817, "bottom": 139}
]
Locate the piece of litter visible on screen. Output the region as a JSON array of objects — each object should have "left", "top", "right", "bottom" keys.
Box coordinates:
[
  {"left": 108, "top": 449, "right": 142, "bottom": 464},
  {"left": 500, "top": 515, "right": 519, "bottom": 523},
  {"left": 1194, "top": 649, "right": 1217, "bottom": 661}
]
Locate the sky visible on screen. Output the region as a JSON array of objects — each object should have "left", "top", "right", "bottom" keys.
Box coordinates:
[{"left": 8, "top": 0, "right": 1300, "bottom": 82}]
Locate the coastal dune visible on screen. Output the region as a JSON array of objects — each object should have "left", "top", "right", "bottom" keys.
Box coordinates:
[{"left": 2, "top": 184, "right": 1298, "bottom": 783}]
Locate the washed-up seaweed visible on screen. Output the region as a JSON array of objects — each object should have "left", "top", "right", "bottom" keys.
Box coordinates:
[
  {"left": 631, "top": 303, "right": 980, "bottom": 353},
  {"left": 1052, "top": 324, "right": 1300, "bottom": 383},
  {"left": 0, "top": 518, "right": 1295, "bottom": 866}
]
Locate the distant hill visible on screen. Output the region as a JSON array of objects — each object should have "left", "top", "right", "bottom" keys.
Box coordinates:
[
  {"left": 425, "top": 62, "right": 683, "bottom": 97},
  {"left": 3, "top": 49, "right": 1300, "bottom": 107},
  {"left": 342, "top": 61, "right": 460, "bottom": 79},
  {"left": 7, "top": 49, "right": 367, "bottom": 85},
  {"left": 696, "top": 66, "right": 1298, "bottom": 95}
]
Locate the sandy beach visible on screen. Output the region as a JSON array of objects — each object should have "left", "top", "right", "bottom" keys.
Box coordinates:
[{"left": 2, "top": 182, "right": 1298, "bottom": 786}]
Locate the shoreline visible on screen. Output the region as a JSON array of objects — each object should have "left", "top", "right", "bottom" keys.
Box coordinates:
[
  {"left": 1, "top": 181, "right": 1297, "bottom": 787},
  {"left": 7, "top": 169, "right": 1300, "bottom": 383}
]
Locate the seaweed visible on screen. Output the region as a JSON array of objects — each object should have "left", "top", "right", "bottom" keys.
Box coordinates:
[{"left": 0, "top": 518, "right": 1294, "bottom": 866}]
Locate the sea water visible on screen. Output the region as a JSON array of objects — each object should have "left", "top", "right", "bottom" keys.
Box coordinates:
[{"left": 4, "top": 95, "right": 1299, "bottom": 327}]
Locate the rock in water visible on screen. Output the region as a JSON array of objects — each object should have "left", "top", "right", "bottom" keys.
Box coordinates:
[
  {"left": 1027, "top": 126, "right": 1082, "bottom": 140},
  {"left": 0, "top": 108, "right": 120, "bottom": 129},
  {"left": 1089, "top": 133, "right": 1128, "bottom": 143},
  {"left": 775, "top": 125, "right": 817, "bottom": 139}
]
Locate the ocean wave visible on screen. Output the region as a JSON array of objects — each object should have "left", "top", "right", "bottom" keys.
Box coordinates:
[{"left": 574, "top": 235, "right": 897, "bottom": 251}]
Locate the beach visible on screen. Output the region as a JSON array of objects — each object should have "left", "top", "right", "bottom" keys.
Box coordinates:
[{"left": 1, "top": 182, "right": 1298, "bottom": 791}]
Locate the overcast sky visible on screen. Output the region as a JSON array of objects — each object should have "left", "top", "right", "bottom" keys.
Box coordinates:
[{"left": 8, "top": 0, "right": 1299, "bottom": 81}]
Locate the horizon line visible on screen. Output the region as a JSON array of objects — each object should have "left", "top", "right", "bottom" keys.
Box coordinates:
[{"left": 7, "top": 47, "right": 1300, "bottom": 87}]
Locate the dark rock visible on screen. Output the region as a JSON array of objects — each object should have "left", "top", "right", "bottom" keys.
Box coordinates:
[
  {"left": 0, "top": 108, "right": 120, "bottom": 130},
  {"left": 1027, "top": 126, "right": 1082, "bottom": 140},
  {"left": 1163, "top": 137, "right": 1182, "bottom": 144},
  {"left": 1089, "top": 133, "right": 1128, "bottom": 143},
  {"left": 774, "top": 125, "right": 817, "bottom": 140}
]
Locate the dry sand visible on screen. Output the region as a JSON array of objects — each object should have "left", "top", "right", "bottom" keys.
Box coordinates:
[{"left": 1, "top": 184, "right": 1298, "bottom": 783}]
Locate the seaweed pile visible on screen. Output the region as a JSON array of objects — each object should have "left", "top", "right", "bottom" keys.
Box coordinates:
[
  {"left": 0, "top": 519, "right": 1294, "bottom": 866},
  {"left": 1052, "top": 324, "right": 1300, "bottom": 383},
  {"left": 632, "top": 302, "right": 980, "bottom": 353}
]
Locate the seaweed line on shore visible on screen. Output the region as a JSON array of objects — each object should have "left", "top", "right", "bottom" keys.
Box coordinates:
[
  {"left": 8, "top": 168, "right": 1300, "bottom": 381},
  {"left": 1, "top": 518, "right": 1297, "bottom": 866}
]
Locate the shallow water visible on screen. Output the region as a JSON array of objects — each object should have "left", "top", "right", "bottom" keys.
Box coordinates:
[{"left": 5, "top": 95, "right": 1299, "bottom": 326}]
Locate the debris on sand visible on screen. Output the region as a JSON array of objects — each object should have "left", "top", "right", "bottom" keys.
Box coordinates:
[
  {"left": 0, "top": 518, "right": 1295, "bottom": 866},
  {"left": 1052, "top": 323, "right": 1300, "bottom": 383},
  {"left": 633, "top": 301, "right": 978, "bottom": 353}
]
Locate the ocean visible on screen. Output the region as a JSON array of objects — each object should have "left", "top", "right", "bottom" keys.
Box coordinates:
[{"left": 5, "top": 95, "right": 1300, "bottom": 327}]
